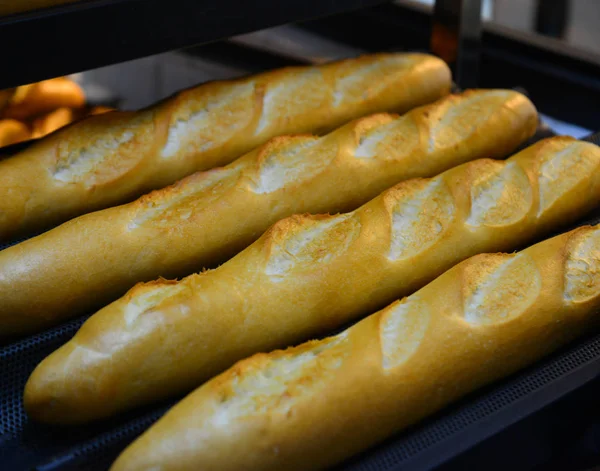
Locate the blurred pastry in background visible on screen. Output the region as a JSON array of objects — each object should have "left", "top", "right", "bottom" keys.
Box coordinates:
[
  {"left": 2, "top": 77, "right": 85, "bottom": 121},
  {"left": 31, "top": 107, "right": 76, "bottom": 139},
  {"left": 0, "top": 88, "right": 16, "bottom": 115},
  {"left": 0, "top": 120, "right": 31, "bottom": 147},
  {"left": 0, "top": 77, "right": 116, "bottom": 147}
]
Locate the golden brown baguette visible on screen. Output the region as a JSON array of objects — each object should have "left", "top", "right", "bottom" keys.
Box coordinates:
[
  {"left": 110, "top": 224, "right": 600, "bottom": 471},
  {"left": 0, "top": 90, "right": 537, "bottom": 336},
  {"left": 25, "top": 136, "right": 600, "bottom": 424},
  {"left": 2, "top": 77, "right": 86, "bottom": 121},
  {"left": 0, "top": 53, "right": 450, "bottom": 241},
  {"left": 0, "top": 119, "right": 31, "bottom": 147}
]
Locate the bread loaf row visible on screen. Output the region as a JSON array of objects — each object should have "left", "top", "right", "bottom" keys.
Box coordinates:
[
  {"left": 0, "top": 89, "right": 537, "bottom": 337},
  {"left": 24, "top": 135, "right": 600, "bottom": 424},
  {"left": 0, "top": 78, "right": 93, "bottom": 148},
  {"left": 110, "top": 224, "right": 600, "bottom": 471},
  {"left": 0, "top": 53, "right": 450, "bottom": 240},
  {"left": 0, "top": 120, "right": 30, "bottom": 147}
]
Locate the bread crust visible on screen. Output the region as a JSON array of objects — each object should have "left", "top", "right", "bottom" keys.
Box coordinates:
[
  {"left": 110, "top": 225, "right": 600, "bottom": 471},
  {"left": 24, "top": 135, "right": 600, "bottom": 423},
  {"left": 0, "top": 53, "right": 451, "bottom": 240},
  {"left": 0, "top": 119, "right": 30, "bottom": 147},
  {"left": 0, "top": 89, "right": 537, "bottom": 336}
]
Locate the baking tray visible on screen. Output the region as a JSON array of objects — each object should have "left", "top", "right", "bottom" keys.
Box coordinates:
[{"left": 1, "top": 128, "right": 599, "bottom": 471}]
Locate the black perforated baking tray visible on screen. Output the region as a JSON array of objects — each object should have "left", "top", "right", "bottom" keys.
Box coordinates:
[{"left": 1, "top": 130, "right": 600, "bottom": 471}]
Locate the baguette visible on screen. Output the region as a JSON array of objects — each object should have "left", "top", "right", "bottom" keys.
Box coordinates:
[
  {"left": 110, "top": 224, "right": 600, "bottom": 471},
  {"left": 0, "top": 53, "right": 450, "bottom": 240},
  {"left": 25, "top": 136, "right": 600, "bottom": 424},
  {"left": 0, "top": 90, "right": 537, "bottom": 336},
  {"left": 2, "top": 77, "right": 86, "bottom": 120}
]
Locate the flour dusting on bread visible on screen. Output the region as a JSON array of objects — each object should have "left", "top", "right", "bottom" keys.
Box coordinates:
[
  {"left": 538, "top": 142, "right": 599, "bottom": 216},
  {"left": 354, "top": 115, "right": 419, "bottom": 160},
  {"left": 54, "top": 113, "right": 153, "bottom": 186},
  {"left": 467, "top": 161, "right": 532, "bottom": 227},
  {"left": 387, "top": 178, "right": 455, "bottom": 260},
  {"left": 564, "top": 227, "right": 600, "bottom": 303},
  {"left": 123, "top": 282, "right": 186, "bottom": 327},
  {"left": 255, "top": 70, "right": 328, "bottom": 135},
  {"left": 130, "top": 165, "right": 242, "bottom": 229},
  {"left": 58, "top": 130, "right": 134, "bottom": 178},
  {"left": 253, "top": 136, "right": 338, "bottom": 194},
  {"left": 163, "top": 82, "right": 256, "bottom": 159},
  {"left": 333, "top": 55, "right": 413, "bottom": 108},
  {"left": 211, "top": 333, "right": 347, "bottom": 425},
  {"left": 380, "top": 296, "right": 429, "bottom": 369},
  {"left": 463, "top": 253, "right": 541, "bottom": 325},
  {"left": 427, "top": 90, "right": 514, "bottom": 152},
  {"left": 265, "top": 214, "right": 361, "bottom": 278}
]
